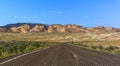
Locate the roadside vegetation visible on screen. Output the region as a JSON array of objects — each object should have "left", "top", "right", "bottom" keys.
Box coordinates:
[
  {"left": 70, "top": 41, "right": 120, "bottom": 54},
  {"left": 0, "top": 32, "right": 120, "bottom": 42},
  {"left": 0, "top": 32, "right": 120, "bottom": 61},
  {"left": 0, "top": 41, "right": 55, "bottom": 61}
]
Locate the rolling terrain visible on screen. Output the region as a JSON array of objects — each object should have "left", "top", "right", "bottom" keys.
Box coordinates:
[
  {"left": 0, "top": 23, "right": 120, "bottom": 33},
  {"left": 0, "top": 23, "right": 120, "bottom": 66},
  {"left": 1, "top": 44, "right": 120, "bottom": 66}
]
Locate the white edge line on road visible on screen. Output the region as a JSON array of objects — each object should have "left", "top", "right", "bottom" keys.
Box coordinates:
[
  {"left": 0, "top": 50, "right": 39, "bottom": 65},
  {"left": 0, "top": 45, "right": 55, "bottom": 65}
]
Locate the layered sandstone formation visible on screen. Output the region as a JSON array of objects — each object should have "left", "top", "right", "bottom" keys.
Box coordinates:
[
  {"left": 10, "top": 24, "right": 30, "bottom": 33},
  {"left": 30, "top": 25, "right": 47, "bottom": 32},
  {"left": 0, "top": 23, "right": 119, "bottom": 33}
]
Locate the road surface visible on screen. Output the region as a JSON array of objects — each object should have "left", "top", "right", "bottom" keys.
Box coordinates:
[{"left": 0, "top": 44, "right": 120, "bottom": 66}]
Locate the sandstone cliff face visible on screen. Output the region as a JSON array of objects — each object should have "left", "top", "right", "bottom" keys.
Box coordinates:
[
  {"left": 1, "top": 23, "right": 120, "bottom": 33},
  {"left": 65, "top": 24, "right": 86, "bottom": 32},
  {"left": 30, "top": 25, "right": 47, "bottom": 32},
  {"left": 87, "top": 26, "right": 119, "bottom": 33},
  {"left": 10, "top": 27, "right": 18, "bottom": 32},
  {"left": 48, "top": 24, "right": 66, "bottom": 32},
  {"left": 47, "top": 24, "right": 87, "bottom": 33},
  {"left": 87, "top": 26, "right": 106, "bottom": 33},
  {"left": 10, "top": 24, "right": 30, "bottom": 33}
]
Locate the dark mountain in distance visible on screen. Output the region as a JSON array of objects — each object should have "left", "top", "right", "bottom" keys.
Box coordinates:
[
  {"left": 0, "top": 23, "right": 120, "bottom": 33},
  {"left": 0, "top": 23, "right": 47, "bottom": 29}
]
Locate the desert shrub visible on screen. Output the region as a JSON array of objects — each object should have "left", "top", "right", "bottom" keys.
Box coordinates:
[
  {"left": 0, "top": 41, "right": 55, "bottom": 60},
  {"left": 106, "top": 45, "right": 119, "bottom": 50},
  {"left": 91, "top": 45, "right": 104, "bottom": 50}
]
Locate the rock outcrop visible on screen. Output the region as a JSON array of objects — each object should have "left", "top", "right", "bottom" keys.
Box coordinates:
[
  {"left": 87, "top": 26, "right": 106, "bottom": 33},
  {"left": 65, "top": 24, "right": 86, "bottom": 32},
  {"left": 48, "top": 24, "right": 66, "bottom": 32},
  {"left": 30, "top": 25, "right": 47, "bottom": 32},
  {"left": 10, "top": 24, "right": 30, "bottom": 33},
  {"left": 0, "top": 23, "right": 120, "bottom": 33},
  {"left": 87, "top": 26, "right": 120, "bottom": 33}
]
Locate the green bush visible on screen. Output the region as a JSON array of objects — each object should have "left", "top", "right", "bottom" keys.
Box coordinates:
[{"left": 0, "top": 41, "right": 55, "bottom": 60}]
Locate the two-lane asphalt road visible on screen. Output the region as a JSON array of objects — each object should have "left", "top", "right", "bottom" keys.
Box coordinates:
[{"left": 1, "top": 44, "right": 120, "bottom": 66}]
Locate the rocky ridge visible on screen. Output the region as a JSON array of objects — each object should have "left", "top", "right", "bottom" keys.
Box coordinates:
[{"left": 0, "top": 23, "right": 120, "bottom": 33}]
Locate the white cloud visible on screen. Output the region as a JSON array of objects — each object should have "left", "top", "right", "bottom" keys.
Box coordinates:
[
  {"left": 23, "top": 16, "right": 29, "bottom": 18},
  {"left": 48, "top": 10, "right": 63, "bottom": 14},
  {"left": 13, "top": 16, "right": 18, "bottom": 18},
  {"left": 13, "top": 16, "right": 39, "bottom": 19}
]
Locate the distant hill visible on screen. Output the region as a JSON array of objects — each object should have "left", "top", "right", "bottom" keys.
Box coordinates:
[
  {"left": 0, "top": 23, "right": 46, "bottom": 29},
  {"left": 0, "top": 23, "right": 120, "bottom": 33}
]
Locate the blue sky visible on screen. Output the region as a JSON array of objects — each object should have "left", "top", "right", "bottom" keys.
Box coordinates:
[{"left": 0, "top": 0, "right": 120, "bottom": 27}]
